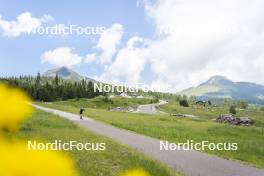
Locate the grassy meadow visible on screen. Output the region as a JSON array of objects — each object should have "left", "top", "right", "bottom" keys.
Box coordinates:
[
  {"left": 160, "top": 102, "right": 264, "bottom": 127},
  {"left": 7, "top": 109, "right": 181, "bottom": 176},
  {"left": 37, "top": 97, "right": 264, "bottom": 168},
  {"left": 49, "top": 96, "right": 155, "bottom": 109}
]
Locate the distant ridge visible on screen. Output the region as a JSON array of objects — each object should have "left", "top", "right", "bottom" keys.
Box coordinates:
[
  {"left": 178, "top": 75, "right": 264, "bottom": 104},
  {"left": 43, "top": 67, "right": 97, "bottom": 82}
]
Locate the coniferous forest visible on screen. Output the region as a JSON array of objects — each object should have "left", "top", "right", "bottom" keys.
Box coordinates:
[{"left": 0, "top": 73, "right": 102, "bottom": 101}]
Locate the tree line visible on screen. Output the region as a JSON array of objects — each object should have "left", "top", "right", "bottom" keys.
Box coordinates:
[{"left": 0, "top": 73, "right": 102, "bottom": 102}]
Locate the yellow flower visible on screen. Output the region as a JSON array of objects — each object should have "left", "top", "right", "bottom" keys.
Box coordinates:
[
  {"left": 0, "top": 83, "right": 33, "bottom": 132},
  {"left": 0, "top": 139, "right": 78, "bottom": 176},
  {"left": 120, "top": 168, "right": 150, "bottom": 176}
]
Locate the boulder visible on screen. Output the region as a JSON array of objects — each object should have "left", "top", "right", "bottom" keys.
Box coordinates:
[
  {"left": 171, "top": 114, "right": 196, "bottom": 118},
  {"left": 237, "top": 117, "right": 254, "bottom": 125},
  {"left": 216, "top": 114, "right": 254, "bottom": 125},
  {"left": 216, "top": 114, "right": 235, "bottom": 123}
]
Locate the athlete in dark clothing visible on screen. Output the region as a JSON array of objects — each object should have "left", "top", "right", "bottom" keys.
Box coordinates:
[{"left": 79, "top": 107, "right": 85, "bottom": 120}]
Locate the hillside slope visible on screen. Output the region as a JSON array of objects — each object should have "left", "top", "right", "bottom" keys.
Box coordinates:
[
  {"left": 179, "top": 75, "right": 264, "bottom": 104},
  {"left": 43, "top": 67, "right": 96, "bottom": 82}
]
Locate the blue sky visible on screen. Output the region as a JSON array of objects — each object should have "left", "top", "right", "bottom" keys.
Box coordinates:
[
  {"left": 0, "top": 0, "right": 153, "bottom": 77},
  {"left": 1, "top": 0, "right": 264, "bottom": 91}
]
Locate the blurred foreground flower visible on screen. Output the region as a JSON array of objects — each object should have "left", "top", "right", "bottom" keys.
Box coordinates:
[
  {"left": 0, "top": 83, "right": 33, "bottom": 132},
  {"left": 120, "top": 168, "right": 150, "bottom": 176},
  {"left": 0, "top": 139, "right": 77, "bottom": 176},
  {"left": 0, "top": 83, "right": 78, "bottom": 175}
]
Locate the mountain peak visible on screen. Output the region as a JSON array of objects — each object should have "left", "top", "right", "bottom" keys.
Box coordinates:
[
  {"left": 43, "top": 67, "right": 96, "bottom": 82},
  {"left": 44, "top": 67, "right": 73, "bottom": 77},
  {"left": 202, "top": 75, "right": 232, "bottom": 86},
  {"left": 209, "top": 75, "right": 229, "bottom": 81},
  {"left": 54, "top": 67, "right": 72, "bottom": 76},
  {"left": 179, "top": 74, "right": 264, "bottom": 104}
]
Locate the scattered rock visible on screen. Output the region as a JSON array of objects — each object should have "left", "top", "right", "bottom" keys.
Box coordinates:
[
  {"left": 216, "top": 114, "right": 254, "bottom": 126},
  {"left": 216, "top": 114, "right": 235, "bottom": 123},
  {"left": 237, "top": 117, "right": 254, "bottom": 126},
  {"left": 171, "top": 114, "right": 196, "bottom": 118}
]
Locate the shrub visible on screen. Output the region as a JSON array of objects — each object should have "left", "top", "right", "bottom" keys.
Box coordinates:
[
  {"left": 229, "top": 105, "right": 237, "bottom": 115},
  {"left": 238, "top": 100, "right": 248, "bottom": 109},
  {"left": 103, "top": 95, "right": 110, "bottom": 102},
  {"left": 154, "top": 98, "right": 159, "bottom": 103},
  {"left": 260, "top": 107, "right": 264, "bottom": 111},
  {"left": 179, "top": 99, "right": 189, "bottom": 107}
]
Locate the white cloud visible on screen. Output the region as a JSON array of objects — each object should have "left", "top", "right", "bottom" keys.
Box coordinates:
[
  {"left": 39, "top": 24, "right": 123, "bottom": 69},
  {"left": 98, "top": 0, "right": 264, "bottom": 92},
  {"left": 84, "top": 53, "right": 97, "bottom": 63},
  {"left": 41, "top": 47, "right": 82, "bottom": 68},
  {"left": 138, "top": 0, "right": 264, "bottom": 91},
  {"left": 96, "top": 23, "right": 123, "bottom": 64},
  {"left": 37, "top": 0, "right": 264, "bottom": 92},
  {"left": 0, "top": 12, "right": 53, "bottom": 37},
  {"left": 99, "top": 36, "right": 149, "bottom": 85}
]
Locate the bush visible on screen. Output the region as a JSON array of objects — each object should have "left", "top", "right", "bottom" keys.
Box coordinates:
[
  {"left": 179, "top": 99, "right": 189, "bottom": 107},
  {"left": 103, "top": 95, "right": 110, "bottom": 102},
  {"left": 229, "top": 105, "right": 237, "bottom": 115},
  {"left": 150, "top": 98, "right": 159, "bottom": 104},
  {"left": 260, "top": 107, "right": 264, "bottom": 111},
  {"left": 238, "top": 100, "right": 248, "bottom": 109}
]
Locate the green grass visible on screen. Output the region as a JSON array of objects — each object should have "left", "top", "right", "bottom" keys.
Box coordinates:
[
  {"left": 51, "top": 97, "right": 154, "bottom": 110},
  {"left": 37, "top": 100, "right": 264, "bottom": 168},
  {"left": 160, "top": 102, "right": 264, "bottom": 126},
  {"left": 7, "top": 110, "right": 181, "bottom": 176}
]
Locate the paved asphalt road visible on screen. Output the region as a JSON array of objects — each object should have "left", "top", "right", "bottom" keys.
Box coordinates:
[
  {"left": 33, "top": 105, "right": 264, "bottom": 176},
  {"left": 135, "top": 100, "right": 168, "bottom": 114}
]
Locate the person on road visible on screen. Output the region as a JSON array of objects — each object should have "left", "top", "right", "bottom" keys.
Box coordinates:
[{"left": 79, "top": 107, "right": 85, "bottom": 120}]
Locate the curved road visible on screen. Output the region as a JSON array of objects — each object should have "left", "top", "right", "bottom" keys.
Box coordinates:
[
  {"left": 33, "top": 105, "right": 264, "bottom": 176},
  {"left": 134, "top": 100, "right": 168, "bottom": 114}
]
